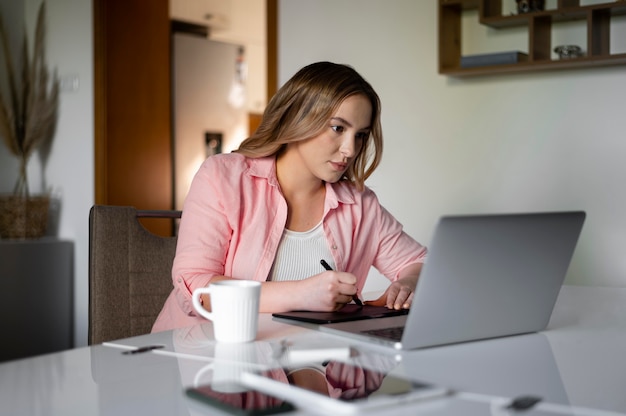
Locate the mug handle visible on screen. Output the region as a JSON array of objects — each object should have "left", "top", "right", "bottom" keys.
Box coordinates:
[
  {"left": 193, "top": 362, "right": 214, "bottom": 387},
  {"left": 192, "top": 287, "right": 214, "bottom": 321}
]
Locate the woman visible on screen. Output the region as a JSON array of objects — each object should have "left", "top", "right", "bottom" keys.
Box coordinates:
[{"left": 152, "top": 62, "right": 426, "bottom": 332}]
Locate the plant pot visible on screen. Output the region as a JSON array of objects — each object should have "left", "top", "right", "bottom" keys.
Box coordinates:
[{"left": 0, "top": 195, "right": 50, "bottom": 239}]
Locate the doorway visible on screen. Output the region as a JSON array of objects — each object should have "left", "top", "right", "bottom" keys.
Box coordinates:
[{"left": 93, "top": 0, "right": 277, "bottom": 236}]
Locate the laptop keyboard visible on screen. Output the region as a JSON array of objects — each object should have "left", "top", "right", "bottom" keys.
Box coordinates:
[{"left": 362, "top": 326, "right": 404, "bottom": 341}]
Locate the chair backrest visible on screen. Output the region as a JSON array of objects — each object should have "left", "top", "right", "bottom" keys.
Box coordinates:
[{"left": 88, "top": 205, "right": 181, "bottom": 345}]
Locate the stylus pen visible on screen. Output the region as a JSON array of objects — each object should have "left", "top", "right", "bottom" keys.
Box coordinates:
[
  {"left": 122, "top": 345, "right": 164, "bottom": 355},
  {"left": 320, "top": 259, "right": 363, "bottom": 306}
]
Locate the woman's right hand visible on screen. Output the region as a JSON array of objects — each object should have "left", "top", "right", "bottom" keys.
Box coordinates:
[{"left": 291, "top": 270, "right": 359, "bottom": 311}]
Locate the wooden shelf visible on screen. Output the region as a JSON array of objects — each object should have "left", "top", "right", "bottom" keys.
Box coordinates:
[
  {"left": 441, "top": 53, "right": 626, "bottom": 76},
  {"left": 439, "top": 0, "right": 626, "bottom": 76},
  {"left": 481, "top": 2, "right": 626, "bottom": 28}
]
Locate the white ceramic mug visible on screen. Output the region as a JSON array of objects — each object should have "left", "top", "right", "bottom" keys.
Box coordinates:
[{"left": 192, "top": 280, "right": 261, "bottom": 343}]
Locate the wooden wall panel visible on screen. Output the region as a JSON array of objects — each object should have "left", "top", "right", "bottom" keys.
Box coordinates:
[{"left": 94, "top": 0, "right": 172, "bottom": 236}]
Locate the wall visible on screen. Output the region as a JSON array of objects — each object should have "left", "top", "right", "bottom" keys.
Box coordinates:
[
  {"left": 0, "top": 3, "right": 25, "bottom": 192},
  {"left": 278, "top": 0, "right": 626, "bottom": 293},
  {"left": 209, "top": 0, "right": 266, "bottom": 115},
  {"left": 38, "top": 0, "right": 93, "bottom": 347},
  {"left": 0, "top": 0, "right": 94, "bottom": 347},
  {"left": 170, "top": 0, "right": 266, "bottom": 114}
]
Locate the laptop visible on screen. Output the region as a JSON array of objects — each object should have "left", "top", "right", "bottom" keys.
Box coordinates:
[{"left": 319, "top": 211, "right": 586, "bottom": 350}]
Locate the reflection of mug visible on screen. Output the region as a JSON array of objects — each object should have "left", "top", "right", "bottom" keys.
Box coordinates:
[
  {"left": 192, "top": 280, "right": 261, "bottom": 343},
  {"left": 195, "top": 342, "right": 263, "bottom": 393}
]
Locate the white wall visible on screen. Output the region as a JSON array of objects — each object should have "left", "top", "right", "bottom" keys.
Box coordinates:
[
  {"left": 170, "top": 0, "right": 266, "bottom": 114},
  {"left": 0, "top": 2, "right": 25, "bottom": 192},
  {"left": 0, "top": 0, "right": 94, "bottom": 347},
  {"left": 209, "top": 0, "right": 266, "bottom": 114},
  {"left": 279, "top": 0, "right": 626, "bottom": 292},
  {"left": 43, "top": 0, "right": 94, "bottom": 347}
]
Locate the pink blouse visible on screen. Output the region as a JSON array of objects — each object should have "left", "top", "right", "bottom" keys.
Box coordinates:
[{"left": 152, "top": 153, "right": 426, "bottom": 332}]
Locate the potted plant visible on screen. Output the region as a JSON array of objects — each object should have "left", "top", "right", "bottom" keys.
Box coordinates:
[{"left": 0, "top": 2, "right": 59, "bottom": 239}]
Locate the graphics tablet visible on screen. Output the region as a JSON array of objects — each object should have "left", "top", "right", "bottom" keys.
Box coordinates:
[{"left": 272, "top": 304, "right": 409, "bottom": 324}]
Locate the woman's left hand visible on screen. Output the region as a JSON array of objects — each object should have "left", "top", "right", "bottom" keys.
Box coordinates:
[{"left": 363, "top": 263, "right": 422, "bottom": 310}]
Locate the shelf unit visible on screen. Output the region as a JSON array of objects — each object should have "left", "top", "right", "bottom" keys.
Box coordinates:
[{"left": 439, "top": 0, "right": 626, "bottom": 76}]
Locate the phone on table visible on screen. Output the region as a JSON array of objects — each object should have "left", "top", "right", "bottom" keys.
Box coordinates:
[
  {"left": 185, "top": 378, "right": 295, "bottom": 415},
  {"left": 240, "top": 361, "right": 450, "bottom": 415}
]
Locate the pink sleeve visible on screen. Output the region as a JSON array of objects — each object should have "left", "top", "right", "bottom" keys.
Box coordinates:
[
  {"left": 171, "top": 157, "right": 234, "bottom": 315},
  {"left": 365, "top": 189, "right": 427, "bottom": 281},
  {"left": 324, "top": 361, "right": 386, "bottom": 400}
]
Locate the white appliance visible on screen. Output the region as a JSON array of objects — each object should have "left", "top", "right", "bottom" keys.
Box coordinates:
[{"left": 172, "top": 31, "right": 247, "bottom": 210}]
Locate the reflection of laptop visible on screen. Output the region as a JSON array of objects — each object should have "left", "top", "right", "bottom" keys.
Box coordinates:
[{"left": 320, "top": 211, "right": 586, "bottom": 350}]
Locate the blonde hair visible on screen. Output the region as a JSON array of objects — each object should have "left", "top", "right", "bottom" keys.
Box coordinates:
[{"left": 235, "top": 62, "right": 383, "bottom": 191}]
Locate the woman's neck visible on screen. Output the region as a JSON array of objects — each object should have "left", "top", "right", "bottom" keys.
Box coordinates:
[
  {"left": 276, "top": 152, "right": 326, "bottom": 231},
  {"left": 275, "top": 150, "right": 324, "bottom": 200}
]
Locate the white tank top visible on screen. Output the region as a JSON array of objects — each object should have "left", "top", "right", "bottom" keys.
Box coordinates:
[{"left": 269, "top": 221, "right": 335, "bottom": 281}]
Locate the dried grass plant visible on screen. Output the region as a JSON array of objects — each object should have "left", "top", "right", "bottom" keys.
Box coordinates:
[{"left": 0, "top": 2, "right": 59, "bottom": 198}]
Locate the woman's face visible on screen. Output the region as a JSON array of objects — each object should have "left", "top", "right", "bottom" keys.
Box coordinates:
[{"left": 285, "top": 94, "right": 372, "bottom": 184}]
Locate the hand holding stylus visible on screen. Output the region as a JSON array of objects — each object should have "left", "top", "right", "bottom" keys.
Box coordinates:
[{"left": 320, "top": 259, "right": 363, "bottom": 307}]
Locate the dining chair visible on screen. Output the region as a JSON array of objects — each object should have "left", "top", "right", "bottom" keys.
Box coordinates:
[{"left": 88, "top": 205, "right": 181, "bottom": 345}]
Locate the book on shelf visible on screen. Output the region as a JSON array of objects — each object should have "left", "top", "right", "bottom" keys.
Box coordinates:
[{"left": 460, "top": 51, "right": 528, "bottom": 68}]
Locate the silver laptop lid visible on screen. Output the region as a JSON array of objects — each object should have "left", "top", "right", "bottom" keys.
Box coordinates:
[{"left": 402, "top": 211, "right": 585, "bottom": 349}]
